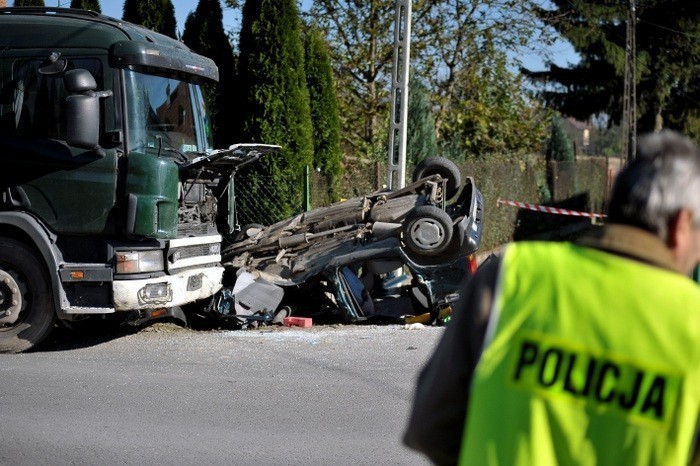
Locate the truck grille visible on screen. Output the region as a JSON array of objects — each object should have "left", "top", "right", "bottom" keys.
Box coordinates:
[{"left": 167, "top": 235, "right": 222, "bottom": 272}]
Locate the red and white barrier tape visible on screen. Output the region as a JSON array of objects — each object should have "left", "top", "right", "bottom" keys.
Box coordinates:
[{"left": 497, "top": 198, "right": 607, "bottom": 219}]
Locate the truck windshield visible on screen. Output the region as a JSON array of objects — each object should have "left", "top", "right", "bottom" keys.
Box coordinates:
[{"left": 124, "top": 69, "right": 213, "bottom": 157}]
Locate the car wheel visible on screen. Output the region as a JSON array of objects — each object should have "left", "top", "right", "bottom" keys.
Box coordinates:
[
  {"left": 412, "top": 157, "right": 461, "bottom": 200},
  {"left": 403, "top": 205, "right": 454, "bottom": 256},
  {"left": 0, "top": 238, "right": 54, "bottom": 353}
]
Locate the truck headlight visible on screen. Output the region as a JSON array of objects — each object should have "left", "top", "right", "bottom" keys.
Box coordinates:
[{"left": 116, "top": 250, "right": 164, "bottom": 274}]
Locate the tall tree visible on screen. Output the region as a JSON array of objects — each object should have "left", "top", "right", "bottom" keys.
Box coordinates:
[
  {"left": 311, "top": 0, "right": 550, "bottom": 160},
  {"left": 438, "top": 44, "right": 550, "bottom": 158},
  {"left": 122, "top": 0, "right": 177, "bottom": 39},
  {"left": 69, "top": 0, "right": 101, "bottom": 12},
  {"left": 14, "top": 0, "right": 45, "bottom": 5},
  {"left": 532, "top": 0, "right": 700, "bottom": 134},
  {"left": 236, "top": 0, "right": 314, "bottom": 221},
  {"left": 182, "top": 0, "right": 236, "bottom": 148},
  {"left": 309, "top": 0, "right": 399, "bottom": 162},
  {"left": 414, "top": 0, "right": 547, "bottom": 140},
  {"left": 303, "top": 24, "right": 342, "bottom": 202}
]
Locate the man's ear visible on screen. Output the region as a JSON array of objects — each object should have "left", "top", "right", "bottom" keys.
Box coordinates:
[{"left": 668, "top": 208, "right": 693, "bottom": 255}]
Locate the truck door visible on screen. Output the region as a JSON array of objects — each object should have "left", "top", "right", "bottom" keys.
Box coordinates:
[{"left": 0, "top": 56, "right": 119, "bottom": 235}]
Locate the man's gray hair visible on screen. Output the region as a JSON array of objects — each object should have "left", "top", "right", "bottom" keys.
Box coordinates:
[{"left": 608, "top": 130, "right": 700, "bottom": 242}]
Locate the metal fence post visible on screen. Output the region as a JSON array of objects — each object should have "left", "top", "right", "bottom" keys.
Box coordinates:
[{"left": 303, "top": 165, "right": 311, "bottom": 212}]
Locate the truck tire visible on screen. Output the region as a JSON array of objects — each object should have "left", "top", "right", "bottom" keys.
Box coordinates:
[
  {"left": 402, "top": 205, "right": 453, "bottom": 256},
  {"left": 412, "top": 157, "right": 462, "bottom": 200},
  {"left": 0, "top": 238, "right": 54, "bottom": 353}
]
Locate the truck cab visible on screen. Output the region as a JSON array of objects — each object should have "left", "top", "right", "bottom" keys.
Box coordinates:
[{"left": 0, "top": 7, "right": 228, "bottom": 352}]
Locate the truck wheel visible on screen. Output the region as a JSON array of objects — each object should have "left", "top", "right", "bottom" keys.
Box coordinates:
[
  {"left": 412, "top": 157, "right": 462, "bottom": 200},
  {"left": 0, "top": 239, "right": 54, "bottom": 353},
  {"left": 403, "top": 206, "right": 453, "bottom": 256}
]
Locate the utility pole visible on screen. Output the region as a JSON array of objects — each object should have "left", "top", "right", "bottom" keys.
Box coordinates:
[
  {"left": 387, "top": 0, "right": 412, "bottom": 190},
  {"left": 621, "top": 0, "right": 637, "bottom": 163}
]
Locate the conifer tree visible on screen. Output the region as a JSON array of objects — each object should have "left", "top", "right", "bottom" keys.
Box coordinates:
[
  {"left": 546, "top": 115, "right": 574, "bottom": 162},
  {"left": 69, "top": 0, "right": 101, "bottom": 12},
  {"left": 303, "top": 24, "right": 342, "bottom": 202},
  {"left": 236, "top": 0, "right": 314, "bottom": 221},
  {"left": 406, "top": 75, "right": 438, "bottom": 167},
  {"left": 544, "top": 114, "right": 573, "bottom": 200},
  {"left": 182, "top": 0, "right": 236, "bottom": 148},
  {"left": 122, "top": 0, "right": 177, "bottom": 39}
]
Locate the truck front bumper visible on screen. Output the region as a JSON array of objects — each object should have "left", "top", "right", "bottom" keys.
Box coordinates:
[{"left": 113, "top": 266, "right": 224, "bottom": 311}]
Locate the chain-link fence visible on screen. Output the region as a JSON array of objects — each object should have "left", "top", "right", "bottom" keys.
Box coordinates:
[
  {"left": 233, "top": 162, "right": 389, "bottom": 227},
  {"left": 231, "top": 174, "right": 291, "bottom": 227}
]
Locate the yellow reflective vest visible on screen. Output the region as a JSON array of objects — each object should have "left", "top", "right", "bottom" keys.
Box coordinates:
[{"left": 459, "top": 241, "right": 700, "bottom": 466}]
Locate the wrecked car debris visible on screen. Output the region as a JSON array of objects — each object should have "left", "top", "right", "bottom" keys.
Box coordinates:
[{"left": 205, "top": 156, "right": 484, "bottom": 327}]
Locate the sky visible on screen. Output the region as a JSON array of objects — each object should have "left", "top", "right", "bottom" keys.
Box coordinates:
[
  {"left": 97, "top": 1, "right": 239, "bottom": 32},
  {"left": 12, "top": 1, "right": 240, "bottom": 32},
  {"left": 14, "top": 0, "right": 577, "bottom": 71},
  {"left": 100, "top": 0, "right": 239, "bottom": 32}
]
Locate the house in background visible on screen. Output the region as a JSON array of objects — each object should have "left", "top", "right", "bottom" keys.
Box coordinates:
[
  {"left": 563, "top": 117, "right": 593, "bottom": 156},
  {"left": 563, "top": 117, "right": 622, "bottom": 158}
]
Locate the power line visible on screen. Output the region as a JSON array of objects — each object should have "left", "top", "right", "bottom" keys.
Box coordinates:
[{"left": 639, "top": 18, "right": 700, "bottom": 39}]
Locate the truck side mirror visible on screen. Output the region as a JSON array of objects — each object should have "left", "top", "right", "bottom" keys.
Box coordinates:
[{"left": 64, "top": 69, "right": 112, "bottom": 152}]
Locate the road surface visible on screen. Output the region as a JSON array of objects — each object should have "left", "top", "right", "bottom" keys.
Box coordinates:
[{"left": 1, "top": 322, "right": 442, "bottom": 465}]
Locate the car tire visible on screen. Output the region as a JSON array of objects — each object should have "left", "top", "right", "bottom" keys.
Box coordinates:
[
  {"left": 412, "top": 157, "right": 461, "bottom": 200},
  {"left": 0, "top": 238, "right": 54, "bottom": 353},
  {"left": 403, "top": 205, "right": 454, "bottom": 256}
]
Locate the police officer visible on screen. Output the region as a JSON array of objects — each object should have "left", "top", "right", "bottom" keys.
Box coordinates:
[{"left": 403, "top": 130, "right": 700, "bottom": 465}]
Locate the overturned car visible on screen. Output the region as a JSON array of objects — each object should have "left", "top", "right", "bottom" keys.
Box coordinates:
[{"left": 208, "top": 153, "right": 484, "bottom": 326}]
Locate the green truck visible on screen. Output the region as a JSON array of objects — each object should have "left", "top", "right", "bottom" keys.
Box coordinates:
[{"left": 0, "top": 7, "right": 254, "bottom": 352}]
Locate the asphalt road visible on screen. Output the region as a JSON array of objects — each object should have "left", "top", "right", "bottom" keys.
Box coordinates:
[{"left": 0, "top": 322, "right": 442, "bottom": 465}]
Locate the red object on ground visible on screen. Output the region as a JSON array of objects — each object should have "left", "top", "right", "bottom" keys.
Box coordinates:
[{"left": 283, "top": 317, "right": 312, "bottom": 328}]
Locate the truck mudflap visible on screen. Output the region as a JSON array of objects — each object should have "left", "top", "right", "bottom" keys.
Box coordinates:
[{"left": 112, "top": 266, "right": 224, "bottom": 311}]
